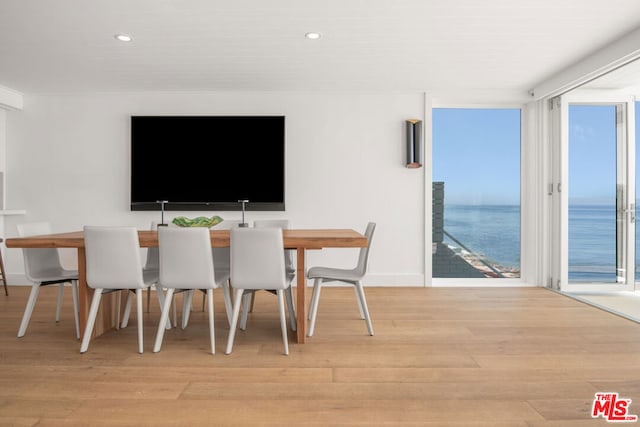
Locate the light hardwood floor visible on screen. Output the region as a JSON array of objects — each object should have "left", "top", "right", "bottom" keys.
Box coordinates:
[{"left": 0, "top": 285, "right": 639, "bottom": 426}]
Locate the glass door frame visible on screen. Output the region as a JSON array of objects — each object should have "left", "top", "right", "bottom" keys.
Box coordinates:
[{"left": 552, "top": 92, "right": 636, "bottom": 293}]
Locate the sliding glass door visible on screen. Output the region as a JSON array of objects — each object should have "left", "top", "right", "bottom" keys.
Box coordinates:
[{"left": 554, "top": 94, "right": 636, "bottom": 292}]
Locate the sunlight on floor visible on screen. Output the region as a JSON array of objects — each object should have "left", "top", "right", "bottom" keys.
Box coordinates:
[{"left": 565, "top": 291, "right": 640, "bottom": 323}]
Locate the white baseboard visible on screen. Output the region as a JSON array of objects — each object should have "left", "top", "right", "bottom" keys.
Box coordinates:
[
  {"left": 359, "top": 273, "right": 425, "bottom": 286},
  {"left": 296, "top": 273, "right": 425, "bottom": 287},
  {"left": 6, "top": 274, "right": 29, "bottom": 285}
]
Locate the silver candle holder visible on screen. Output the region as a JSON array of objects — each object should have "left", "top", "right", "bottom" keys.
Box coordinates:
[{"left": 238, "top": 199, "right": 249, "bottom": 227}]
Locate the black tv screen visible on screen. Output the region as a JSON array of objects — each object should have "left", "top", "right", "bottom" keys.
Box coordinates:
[{"left": 130, "top": 116, "right": 285, "bottom": 211}]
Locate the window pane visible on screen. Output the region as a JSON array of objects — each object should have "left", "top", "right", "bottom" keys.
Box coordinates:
[
  {"left": 432, "top": 108, "right": 521, "bottom": 278},
  {"left": 568, "top": 105, "right": 618, "bottom": 283}
]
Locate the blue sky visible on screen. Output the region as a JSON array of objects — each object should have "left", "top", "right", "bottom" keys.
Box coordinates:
[
  {"left": 568, "top": 104, "right": 617, "bottom": 205},
  {"left": 433, "top": 105, "right": 640, "bottom": 206},
  {"left": 432, "top": 108, "right": 521, "bottom": 205}
]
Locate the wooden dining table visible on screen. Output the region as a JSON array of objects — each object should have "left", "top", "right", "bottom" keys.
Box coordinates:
[{"left": 6, "top": 228, "right": 368, "bottom": 344}]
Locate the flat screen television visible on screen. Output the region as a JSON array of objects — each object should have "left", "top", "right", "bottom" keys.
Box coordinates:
[{"left": 130, "top": 115, "right": 285, "bottom": 211}]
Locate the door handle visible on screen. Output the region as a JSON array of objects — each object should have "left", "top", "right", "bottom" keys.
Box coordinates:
[{"left": 624, "top": 204, "right": 635, "bottom": 223}]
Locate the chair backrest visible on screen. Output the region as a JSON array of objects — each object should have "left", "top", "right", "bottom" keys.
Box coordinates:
[
  {"left": 230, "top": 227, "right": 287, "bottom": 290},
  {"left": 158, "top": 227, "right": 216, "bottom": 289},
  {"left": 146, "top": 220, "right": 180, "bottom": 270},
  {"left": 83, "top": 226, "right": 145, "bottom": 289},
  {"left": 253, "top": 219, "right": 294, "bottom": 272},
  {"left": 355, "top": 222, "right": 376, "bottom": 276},
  {"left": 211, "top": 220, "right": 242, "bottom": 271},
  {"left": 17, "top": 222, "right": 65, "bottom": 282},
  {"left": 252, "top": 219, "right": 289, "bottom": 228},
  {"left": 17, "top": 222, "right": 51, "bottom": 237},
  {"left": 144, "top": 222, "right": 160, "bottom": 270},
  {"left": 213, "top": 220, "right": 242, "bottom": 230}
]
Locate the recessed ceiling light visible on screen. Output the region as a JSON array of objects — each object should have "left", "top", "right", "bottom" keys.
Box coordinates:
[
  {"left": 305, "top": 32, "right": 321, "bottom": 40},
  {"left": 114, "top": 34, "right": 133, "bottom": 42}
]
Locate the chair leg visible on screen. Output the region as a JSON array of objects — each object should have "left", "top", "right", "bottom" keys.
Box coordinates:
[
  {"left": 153, "top": 288, "right": 175, "bottom": 353},
  {"left": 206, "top": 288, "right": 215, "bottom": 355},
  {"left": 55, "top": 283, "right": 64, "bottom": 322},
  {"left": 71, "top": 280, "right": 80, "bottom": 339},
  {"left": 240, "top": 291, "right": 252, "bottom": 331},
  {"left": 285, "top": 287, "right": 297, "bottom": 332},
  {"left": 354, "top": 281, "right": 374, "bottom": 336},
  {"left": 121, "top": 291, "right": 134, "bottom": 328},
  {"left": 155, "top": 285, "right": 172, "bottom": 330},
  {"left": 276, "top": 289, "right": 289, "bottom": 355},
  {"left": 354, "top": 285, "right": 365, "bottom": 319},
  {"left": 308, "top": 278, "right": 322, "bottom": 320},
  {"left": 115, "top": 291, "right": 121, "bottom": 331},
  {"left": 249, "top": 292, "right": 256, "bottom": 313},
  {"left": 172, "top": 295, "right": 177, "bottom": 328},
  {"left": 221, "top": 280, "right": 233, "bottom": 327},
  {"left": 307, "top": 279, "right": 322, "bottom": 337},
  {"left": 18, "top": 284, "right": 41, "bottom": 337},
  {"left": 182, "top": 289, "right": 194, "bottom": 329},
  {"left": 160, "top": 287, "right": 179, "bottom": 328},
  {"left": 146, "top": 287, "right": 151, "bottom": 313},
  {"left": 136, "top": 289, "right": 144, "bottom": 354},
  {"left": 225, "top": 289, "right": 244, "bottom": 355},
  {"left": 80, "top": 289, "right": 103, "bottom": 353}
]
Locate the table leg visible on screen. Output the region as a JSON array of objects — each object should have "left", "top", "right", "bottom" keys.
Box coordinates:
[{"left": 296, "top": 247, "right": 306, "bottom": 344}]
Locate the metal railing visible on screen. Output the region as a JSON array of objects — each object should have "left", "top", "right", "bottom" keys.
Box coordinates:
[{"left": 443, "top": 229, "right": 505, "bottom": 278}]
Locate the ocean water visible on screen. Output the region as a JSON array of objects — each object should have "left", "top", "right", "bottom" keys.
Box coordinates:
[
  {"left": 568, "top": 204, "right": 617, "bottom": 282},
  {"left": 441, "top": 204, "right": 632, "bottom": 282},
  {"left": 443, "top": 204, "right": 521, "bottom": 272}
]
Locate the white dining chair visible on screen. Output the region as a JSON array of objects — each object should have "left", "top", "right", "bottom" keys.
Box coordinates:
[
  {"left": 211, "top": 219, "right": 242, "bottom": 276},
  {"left": 306, "top": 222, "right": 376, "bottom": 337},
  {"left": 167, "top": 220, "right": 236, "bottom": 327},
  {"left": 208, "top": 219, "right": 242, "bottom": 323},
  {"left": 226, "top": 227, "right": 290, "bottom": 355},
  {"left": 16, "top": 222, "right": 80, "bottom": 339},
  {"left": 143, "top": 222, "right": 160, "bottom": 313},
  {"left": 122, "top": 222, "right": 172, "bottom": 330},
  {"left": 81, "top": 226, "right": 154, "bottom": 354},
  {"left": 135, "top": 221, "right": 172, "bottom": 328},
  {"left": 153, "top": 227, "right": 229, "bottom": 354},
  {"left": 248, "top": 219, "right": 296, "bottom": 332}
]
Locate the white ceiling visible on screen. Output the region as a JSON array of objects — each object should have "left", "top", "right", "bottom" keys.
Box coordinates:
[
  {"left": 2, "top": 0, "right": 640, "bottom": 100},
  {"left": 580, "top": 57, "right": 640, "bottom": 93}
]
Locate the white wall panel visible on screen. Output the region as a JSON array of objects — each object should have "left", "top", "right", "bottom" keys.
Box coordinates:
[{"left": 4, "top": 91, "right": 426, "bottom": 286}]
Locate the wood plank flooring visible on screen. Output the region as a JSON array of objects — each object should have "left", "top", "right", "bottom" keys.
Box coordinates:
[{"left": 0, "top": 285, "right": 639, "bottom": 426}]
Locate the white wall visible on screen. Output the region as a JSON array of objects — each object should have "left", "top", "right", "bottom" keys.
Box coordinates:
[{"left": 4, "top": 91, "right": 426, "bottom": 286}]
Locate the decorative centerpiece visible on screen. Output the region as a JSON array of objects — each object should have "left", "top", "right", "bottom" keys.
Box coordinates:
[{"left": 171, "top": 215, "right": 224, "bottom": 228}]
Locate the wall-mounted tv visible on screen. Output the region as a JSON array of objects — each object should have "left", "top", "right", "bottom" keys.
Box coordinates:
[{"left": 130, "top": 115, "right": 285, "bottom": 211}]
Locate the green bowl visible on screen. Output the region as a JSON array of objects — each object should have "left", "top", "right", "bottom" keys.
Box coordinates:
[{"left": 171, "top": 215, "right": 224, "bottom": 228}]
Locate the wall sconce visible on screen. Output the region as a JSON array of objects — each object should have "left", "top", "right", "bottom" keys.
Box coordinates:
[{"left": 405, "top": 119, "right": 423, "bottom": 168}]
